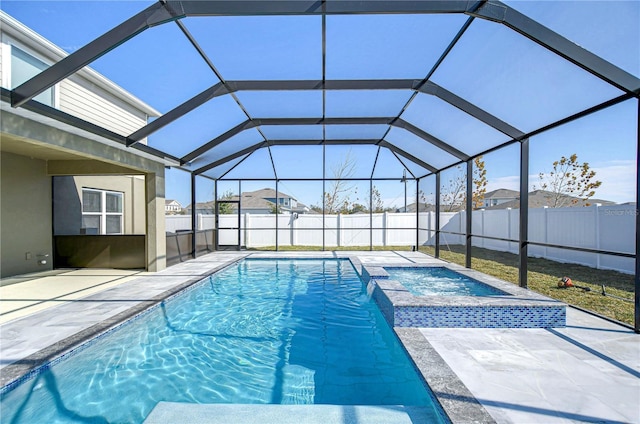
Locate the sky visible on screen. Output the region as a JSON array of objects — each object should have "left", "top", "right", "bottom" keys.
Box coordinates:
[{"left": 2, "top": 0, "right": 638, "bottom": 208}]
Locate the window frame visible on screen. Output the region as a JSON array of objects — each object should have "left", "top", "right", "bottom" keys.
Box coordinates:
[
  {"left": 81, "top": 188, "right": 124, "bottom": 235},
  {"left": 1, "top": 35, "right": 59, "bottom": 108}
]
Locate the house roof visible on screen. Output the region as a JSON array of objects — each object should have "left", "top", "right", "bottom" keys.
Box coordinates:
[
  {"left": 186, "top": 201, "right": 215, "bottom": 210},
  {"left": 243, "top": 188, "right": 296, "bottom": 201},
  {"left": 397, "top": 202, "right": 432, "bottom": 213},
  {"left": 237, "top": 188, "right": 309, "bottom": 210},
  {"left": 185, "top": 188, "right": 308, "bottom": 211},
  {"left": 484, "top": 189, "right": 520, "bottom": 199},
  {"left": 485, "top": 190, "right": 616, "bottom": 210},
  {"left": 235, "top": 194, "right": 275, "bottom": 210}
]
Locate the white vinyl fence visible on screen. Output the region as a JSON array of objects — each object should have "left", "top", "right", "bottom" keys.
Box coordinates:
[{"left": 166, "top": 204, "right": 635, "bottom": 273}]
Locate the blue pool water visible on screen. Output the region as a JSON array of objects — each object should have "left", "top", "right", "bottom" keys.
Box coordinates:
[
  {"left": 384, "top": 267, "right": 508, "bottom": 297},
  {"left": 1, "top": 259, "right": 445, "bottom": 423}
]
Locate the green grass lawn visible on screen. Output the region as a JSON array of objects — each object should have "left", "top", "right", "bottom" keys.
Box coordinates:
[{"left": 249, "top": 244, "right": 635, "bottom": 327}]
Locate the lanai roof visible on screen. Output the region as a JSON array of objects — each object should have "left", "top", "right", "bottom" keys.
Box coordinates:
[{"left": 3, "top": 0, "right": 638, "bottom": 182}]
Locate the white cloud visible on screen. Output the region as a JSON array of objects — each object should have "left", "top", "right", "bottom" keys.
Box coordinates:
[{"left": 591, "top": 160, "right": 636, "bottom": 203}]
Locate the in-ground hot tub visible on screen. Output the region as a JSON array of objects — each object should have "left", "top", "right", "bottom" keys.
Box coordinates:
[
  {"left": 384, "top": 266, "right": 509, "bottom": 297},
  {"left": 363, "top": 264, "right": 565, "bottom": 329}
]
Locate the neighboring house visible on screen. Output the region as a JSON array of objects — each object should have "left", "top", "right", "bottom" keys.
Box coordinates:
[
  {"left": 165, "top": 199, "right": 183, "bottom": 215},
  {"left": 238, "top": 188, "right": 310, "bottom": 214},
  {"left": 485, "top": 190, "right": 615, "bottom": 210},
  {"left": 482, "top": 189, "right": 520, "bottom": 208},
  {"left": 0, "top": 11, "right": 170, "bottom": 277},
  {"left": 183, "top": 189, "right": 310, "bottom": 215},
  {"left": 397, "top": 203, "right": 436, "bottom": 213},
  {"left": 184, "top": 201, "right": 216, "bottom": 215}
]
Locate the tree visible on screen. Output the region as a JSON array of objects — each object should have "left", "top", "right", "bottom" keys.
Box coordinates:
[
  {"left": 471, "top": 156, "right": 488, "bottom": 209},
  {"left": 536, "top": 154, "right": 602, "bottom": 207},
  {"left": 369, "top": 186, "right": 385, "bottom": 213},
  {"left": 348, "top": 203, "right": 368, "bottom": 214},
  {"left": 323, "top": 150, "right": 357, "bottom": 214},
  {"left": 269, "top": 204, "right": 282, "bottom": 214},
  {"left": 216, "top": 189, "right": 235, "bottom": 214},
  {"left": 309, "top": 203, "right": 323, "bottom": 214},
  {"left": 440, "top": 156, "right": 487, "bottom": 211},
  {"left": 314, "top": 184, "right": 388, "bottom": 214},
  {"left": 418, "top": 189, "right": 435, "bottom": 212},
  {"left": 440, "top": 168, "right": 466, "bottom": 212}
]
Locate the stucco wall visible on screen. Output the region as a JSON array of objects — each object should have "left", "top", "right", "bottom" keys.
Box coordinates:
[{"left": 0, "top": 152, "right": 52, "bottom": 277}]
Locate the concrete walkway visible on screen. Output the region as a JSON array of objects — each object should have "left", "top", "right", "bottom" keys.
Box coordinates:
[{"left": 1, "top": 251, "right": 638, "bottom": 423}]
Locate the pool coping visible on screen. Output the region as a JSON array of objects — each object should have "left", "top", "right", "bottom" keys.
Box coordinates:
[{"left": 1, "top": 253, "right": 495, "bottom": 424}]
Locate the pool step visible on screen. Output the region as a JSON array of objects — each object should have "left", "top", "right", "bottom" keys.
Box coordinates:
[{"left": 143, "top": 403, "right": 439, "bottom": 424}]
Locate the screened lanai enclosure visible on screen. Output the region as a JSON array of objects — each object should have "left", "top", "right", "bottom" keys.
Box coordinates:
[{"left": 4, "top": 1, "right": 639, "bottom": 331}]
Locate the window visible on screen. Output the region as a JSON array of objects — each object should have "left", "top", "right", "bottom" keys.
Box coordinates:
[
  {"left": 10, "top": 45, "right": 55, "bottom": 106},
  {"left": 82, "top": 188, "right": 123, "bottom": 234}
]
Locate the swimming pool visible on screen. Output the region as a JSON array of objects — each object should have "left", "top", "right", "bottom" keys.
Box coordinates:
[
  {"left": 0, "top": 259, "right": 446, "bottom": 423},
  {"left": 384, "top": 267, "right": 508, "bottom": 297}
]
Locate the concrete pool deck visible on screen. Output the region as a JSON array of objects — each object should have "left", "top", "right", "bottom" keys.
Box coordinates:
[{"left": 1, "top": 251, "right": 638, "bottom": 423}]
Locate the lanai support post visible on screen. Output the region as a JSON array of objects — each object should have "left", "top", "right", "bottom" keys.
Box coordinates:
[
  {"left": 214, "top": 180, "right": 219, "bottom": 251},
  {"left": 416, "top": 178, "right": 420, "bottom": 251},
  {"left": 435, "top": 172, "right": 441, "bottom": 258},
  {"left": 635, "top": 100, "right": 639, "bottom": 333},
  {"left": 519, "top": 139, "right": 530, "bottom": 289},
  {"left": 465, "top": 160, "right": 472, "bottom": 268},
  {"left": 191, "top": 172, "right": 197, "bottom": 259},
  {"left": 276, "top": 180, "right": 279, "bottom": 252}
]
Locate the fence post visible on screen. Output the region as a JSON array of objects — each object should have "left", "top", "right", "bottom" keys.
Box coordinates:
[
  {"left": 383, "top": 212, "right": 388, "bottom": 247},
  {"left": 480, "top": 209, "right": 485, "bottom": 249},
  {"left": 244, "top": 213, "right": 250, "bottom": 248},
  {"left": 543, "top": 206, "right": 549, "bottom": 259},
  {"left": 594, "top": 204, "right": 601, "bottom": 269},
  {"left": 506, "top": 208, "right": 511, "bottom": 253},
  {"left": 425, "top": 211, "right": 430, "bottom": 247}
]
